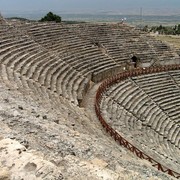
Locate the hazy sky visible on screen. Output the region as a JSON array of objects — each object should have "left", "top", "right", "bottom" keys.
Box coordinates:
[{"left": 0, "top": 0, "right": 180, "bottom": 14}]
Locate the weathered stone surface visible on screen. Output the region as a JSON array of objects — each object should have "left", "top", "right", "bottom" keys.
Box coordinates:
[
  {"left": 0, "top": 138, "right": 63, "bottom": 180},
  {"left": 0, "top": 79, "right": 174, "bottom": 179},
  {"left": 0, "top": 168, "right": 10, "bottom": 180}
]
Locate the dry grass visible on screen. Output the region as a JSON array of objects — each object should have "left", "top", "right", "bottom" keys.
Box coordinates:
[{"left": 152, "top": 34, "right": 180, "bottom": 49}]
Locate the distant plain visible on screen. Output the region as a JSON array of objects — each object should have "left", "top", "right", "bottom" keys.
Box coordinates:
[{"left": 4, "top": 12, "right": 180, "bottom": 26}]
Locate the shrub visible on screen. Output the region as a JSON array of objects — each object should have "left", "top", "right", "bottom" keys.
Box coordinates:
[{"left": 40, "top": 12, "right": 61, "bottom": 23}]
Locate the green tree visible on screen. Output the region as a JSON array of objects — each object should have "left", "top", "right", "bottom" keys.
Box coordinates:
[
  {"left": 142, "top": 25, "right": 148, "bottom": 32},
  {"left": 40, "top": 12, "right": 61, "bottom": 23},
  {"left": 176, "top": 24, "right": 180, "bottom": 35}
]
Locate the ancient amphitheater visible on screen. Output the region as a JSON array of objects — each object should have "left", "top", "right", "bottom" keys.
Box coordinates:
[{"left": 0, "top": 14, "right": 180, "bottom": 179}]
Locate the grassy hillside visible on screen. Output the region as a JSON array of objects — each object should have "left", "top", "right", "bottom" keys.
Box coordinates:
[{"left": 153, "top": 34, "right": 180, "bottom": 49}]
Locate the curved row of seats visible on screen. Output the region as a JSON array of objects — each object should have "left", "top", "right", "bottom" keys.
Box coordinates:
[
  {"left": 0, "top": 49, "right": 82, "bottom": 120},
  {"left": 16, "top": 22, "right": 121, "bottom": 80},
  {"left": 73, "top": 23, "right": 180, "bottom": 66},
  {"left": 100, "top": 71, "right": 180, "bottom": 173},
  {"left": 131, "top": 72, "right": 180, "bottom": 123},
  {"left": 0, "top": 22, "right": 90, "bottom": 105},
  {"left": 14, "top": 22, "right": 180, "bottom": 77},
  {"left": 101, "top": 94, "right": 180, "bottom": 168}
]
